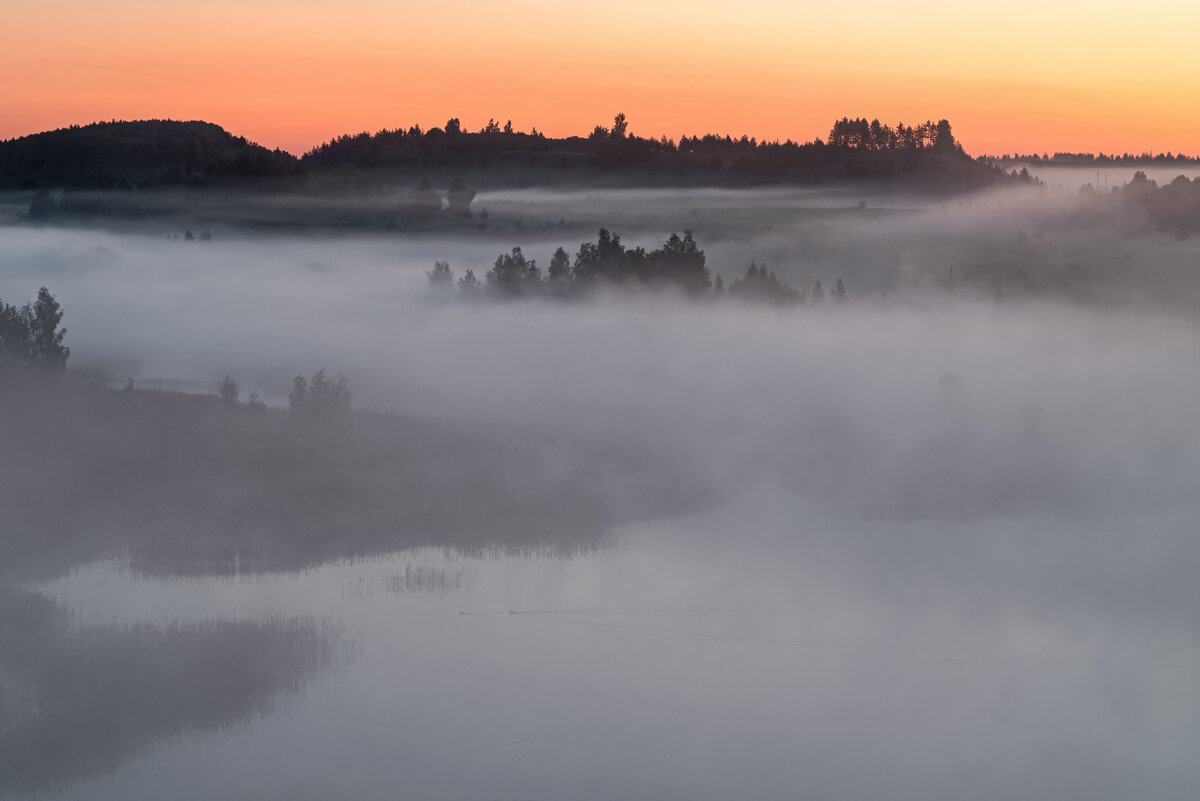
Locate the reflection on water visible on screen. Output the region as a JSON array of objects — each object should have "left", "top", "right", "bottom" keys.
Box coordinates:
[
  {"left": 340, "top": 564, "right": 468, "bottom": 599},
  {"left": 0, "top": 588, "right": 349, "bottom": 798},
  {"left": 9, "top": 497, "right": 1198, "bottom": 801}
]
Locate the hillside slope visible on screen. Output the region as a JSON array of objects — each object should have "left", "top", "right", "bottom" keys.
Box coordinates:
[{"left": 0, "top": 120, "right": 298, "bottom": 188}]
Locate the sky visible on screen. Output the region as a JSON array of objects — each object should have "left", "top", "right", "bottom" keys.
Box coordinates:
[{"left": 3, "top": 0, "right": 1200, "bottom": 156}]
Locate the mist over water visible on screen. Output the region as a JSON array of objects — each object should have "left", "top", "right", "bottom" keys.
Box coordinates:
[{"left": 3, "top": 185, "right": 1200, "bottom": 799}]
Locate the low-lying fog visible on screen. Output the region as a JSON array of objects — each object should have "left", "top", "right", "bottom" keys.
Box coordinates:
[
  {"left": 1011, "top": 163, "right": 1200, "bottom": 191},
  {"left": 2, "top": 185, "right": 1199, "bottom": 799}
]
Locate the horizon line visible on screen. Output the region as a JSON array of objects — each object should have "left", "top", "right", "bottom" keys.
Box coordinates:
[{"left": 5, "top": 115, "right": 1200, "bottom": 163}]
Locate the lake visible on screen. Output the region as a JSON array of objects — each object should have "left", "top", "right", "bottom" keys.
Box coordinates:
[{"left": 8, "top": 486, "right": 1197, "bottom": 801}]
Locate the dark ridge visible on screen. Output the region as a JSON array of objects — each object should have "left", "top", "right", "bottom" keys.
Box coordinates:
[
  {"left": 301, "top": 114, "right": 1003, "bottom": 190},
  {"left": 2, "top": 115, "right": 1004, "bottom": 192},
  {"left": 0, "top": 369, "right": 717, "bottom": 581},
  {"left": 0, "top": 119, "right": 299, "bottom": 189}
]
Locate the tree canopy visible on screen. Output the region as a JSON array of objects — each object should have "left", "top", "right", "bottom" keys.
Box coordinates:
[
  {"left": 2, "top": 114, "right": 1006, "bottom": 192},
  {"left": 0, "top": 288, "right": 69, "bottom": 370},
  {"left": 431, "top": 230, "right": 848, "bottom": 305},
  {"left": 301, "top": 115, "right": 998, "bottom": 189},
  {"left": 728, "top": 263, "right": 802, "bottom": 304},
  {"left": 288, "top": 369, "right": 352, "bottom": 421}
]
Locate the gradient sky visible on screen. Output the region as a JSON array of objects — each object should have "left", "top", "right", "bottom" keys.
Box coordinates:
[{"left": 4, "top": 0, "right": 1200, "bottom": 156}]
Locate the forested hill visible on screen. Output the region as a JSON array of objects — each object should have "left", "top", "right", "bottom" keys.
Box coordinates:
[
  {"left": 301, "top": 115, "right": 1003, "bottom": 189},
  {"left": 1, "top": 115, "right": 1006, "bottom": 191},
  {"left": 0, "top": 120, "right": 298, "bottom": 189}
]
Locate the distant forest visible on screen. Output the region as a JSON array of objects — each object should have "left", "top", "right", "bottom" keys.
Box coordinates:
[
  {"left": 431, "top": 228, "right": 845, "bottom": 305},
  {"left": 983, "top": 151, "right": 1200, "bottom": 166},
  {"left": 1087, "top": 171, "right": 1200, "bottom": 237},
  {"left": 1, "top": 115, "right": 1001, "bottom": 190},
  {"left": 301, "top": 113, "right": 994, "bottom": 188},
  {"left": 306, "top": 113, "right": 965, "bottom": 166}
]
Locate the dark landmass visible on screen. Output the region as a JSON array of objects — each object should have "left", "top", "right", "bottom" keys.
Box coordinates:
[
  {"left": 0, "top": 587, "right": 348, "bottom": 796},
  {"left": 300, "top": 114, "right": 999, "bottom": 191},
  {"left": 0, "top": 369, "right": 715, "bottom": 581},
  {"left": 0, "top": 115, "right": 1001, "bottom": 233},
  {"left": 8, "top": 116, "right": 1200, "bottom": 241},
  {"left": 0, "top": 119, "right": 299, "bottom": 190},
  {"left": 3, "top": 115, "right": 1002, "bottom": 199}
]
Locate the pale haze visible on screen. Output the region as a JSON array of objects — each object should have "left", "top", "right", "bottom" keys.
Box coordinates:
[{"left": 2, "top": 181, "right": 1199, "bottom": 799}]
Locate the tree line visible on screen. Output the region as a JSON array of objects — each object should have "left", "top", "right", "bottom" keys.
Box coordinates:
[
  {"left": 5, "top": 114, "right": 1002, "bottom": 192},
  {"left": 191, "top": 369, "right": 352, "bottom": 420},
  {"left": 308, "top": 114, "right": 964, "bottom": 165},
  {"left": 1109, "top": 171, "right": 1200, "bottom": 236},
  {"left": 303, "top": 113, "right": 997, "bottom": 188},
  {"left": 984, "top": 151, "right": 1200, "bottom": 166},
  {"left": 429, "top": 229, "right": 846, "bottom": 305},
  {"left": 1, "top": 284, "right": 355, "bottom": 421},
  {"left": 825, "top": 118, "right": 959, "bottom": 153}
]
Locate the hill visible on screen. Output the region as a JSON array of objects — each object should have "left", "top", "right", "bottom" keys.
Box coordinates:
[
  {"left": 301, "top": 115, "right": 1004, "bottom": 191},
  {"left": 1, "top": 115, "right": 1007, "bottom": 193},
  {"left": 0, "top": 120, "right": 298, "bottom": 189}
]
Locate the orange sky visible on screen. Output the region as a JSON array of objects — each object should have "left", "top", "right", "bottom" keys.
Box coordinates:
[{"left": 4, "top": 0, "right": 1200, "bottom": 156}]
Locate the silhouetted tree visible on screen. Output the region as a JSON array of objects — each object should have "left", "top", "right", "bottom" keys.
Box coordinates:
[
  {"left": 457, "top": 269, "right": 482, "bottom": 298},
  {"left": 0, "top": 302, "right": 28, "bottom": 368},
  {"left": 572, "top": 228, "right": 626, "bottom": 286},
  {"left": 428, "top": 260, "right": 454, "bottom": 289},
  {"left": 648, "top": 230, "right": 709, "bottom": 295},
  {"left": 288, "top": 369, "right": 351, "bottom": 420},
  {"left": 728, "top": 262, "right": 800, "bottom": 304},
  {"left": 811, "top": 280, "right": 825, "bottom": 304},
  {"left": 1, "top": 288, "right": 69, "bottom": 370},
  {"left": 31, "top": 289, "right": 70, "bottom": 369},
  {"left": 546, "top": 246, "right": 572, "bottom": 296},
  {"left": 486, "top": 247, "right": 541, "bottom": 297},
  {"left": 832, "top": 278, "right": 846, "bottom": 302},
  {"left": 610, "top": 113, "right": 629, "bottom": 139}
]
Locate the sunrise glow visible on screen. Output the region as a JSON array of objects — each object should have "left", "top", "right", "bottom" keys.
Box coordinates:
[{"left": 4, "top": 0, "right": 1200, "bottom": 154}]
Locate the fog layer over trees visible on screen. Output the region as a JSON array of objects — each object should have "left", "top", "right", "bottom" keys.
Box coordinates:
[{"left": 3, "top": 180, "right": 1200, "bottom": 799}]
